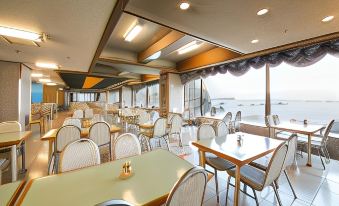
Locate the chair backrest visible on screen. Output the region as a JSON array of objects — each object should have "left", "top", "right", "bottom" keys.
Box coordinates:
[
  {"left": 84, "top": 109, "right": 94, "bottom": 118},
  {"left": 56, "top": 126, "right": 81, "bottom": 152},
  {"left": 73, "top": 110, "right": 83, "bottom": 118},
  {"left": 92, "top": 114, "right": 102, "bottom": 123},
  {"left": 169, "top": 115, "right": 183, "bottom": 134},
  {"left": 138, "top": 110, "right": 150, "bottom": 124},
  {"left": 89, "top": 122, "right": 111, "bottom": 146},
  {"left": 63, "top": 118, "right": 82, "bottom": 129},
  {"left": 166, "top": 167, "right": 207, "bottom": 206},
  {"left": 283, "top": 134, "right": 298, "bottom": 168},
  {"left": 167, "top": 113, "right": 175, "bottom": 124},
  {"left": 214, "top": 121, "right": 228, "bottom": 137},
  {"left": 265, "top": 115, "right": 275, "bottom": 127},
  {"left": 197, "top": 124, "right": 216, "bottom": 140},
  {"left": 0, "top": 121, "right": 21, "bottom": 133},
  {"left": 103, "top": 114, "right": 118, "bottom": 125},
  {"left": 121, "top": 108, "right": 132, "bottom": 116},
  {"left": 113, "top": 133, "right": 141, "bottom": 160},
  {"left": 321, "top": 119, "right": 335, "bottom": 146},
  {"left": 222, "top": 112, "right": 232, "bottom": 125},
  {"left": 272, "top": 115, "right": 280, "bottom": 125},
  {"left": 59, "top": 139, "right": 100, "bottom": 173},
  {"left": 263, "top": 143, "right": 288, "bottom": 188},
  {"left": 234, "top": 111, "right": 241, "bottom": 130},
  {"left": 150, "top": 111, "right": 160, "bottom": 122},
  {"left": 153, "top": 118, "right": 167, "bottom": 137}
]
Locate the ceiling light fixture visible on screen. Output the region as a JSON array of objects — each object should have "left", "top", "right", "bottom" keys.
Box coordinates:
[
  {"left": 124, "top": 23, "right": 142, "bottom": 42},
  {"left": 251, "top": 39, "right": 259, "bottom": 44},
  {"left": 257, "top": 8, "right": 269, "bottom": 16},
  {"left": 322, "top": 15, "right": 334, "bottom": 22},
  {"left": 177, "top": 41, "right": 201, "bottom": 55},
  {"left": 148, "top": 51, "right": 162, "bottom": 60},
  {"left": 35, "top": 62, "right": 59, "bottom": 69},
  {"left": 179, "top": 2, "right": 190, "bottom": 10},
  {"left": 31, "top": 73, "right": 43, "bottom": 77},
  {"left": 39, "top": 78, "right": 51, "bottom": 83},
  {"left": 46, "top": 82, "right": 57, "bottom": 86},
  {"left": 0, "top": 26, "right": 43, "bottom": 42}
]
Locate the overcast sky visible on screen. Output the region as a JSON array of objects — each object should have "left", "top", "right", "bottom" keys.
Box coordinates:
[{"left": 204, "top": 54, "right": 339, "bottom": 101}]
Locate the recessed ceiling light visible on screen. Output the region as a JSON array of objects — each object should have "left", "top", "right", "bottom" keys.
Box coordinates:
[
  {"left": 124, "top": 23, "right": 142, "bottom": 42},
  {"left": 251, "top": 39, "right": 259, "bottom": 44},
  {"left": 322, "top": 15, "right": 334, "bottom": 22},
  {"left": 35, "top": 62, "right": 59, "bottom": 69},
  {"left": 147, "top": 51, "right": 162, "bottom": 60},
  {"left": 0, "top": 26, "right": 43, "bottom": 42},
  {"left": 46, "top": 82, "right": 57, "bottom": 86},
  {"left": 177, "top": 41, "right": 201, "bottom": 54},
  {"left": 179, "top": 2, "right": 190, "bottom": 10},
  {"left": 39, "top": 78, "right": 51, "bottom": 83},
  {"left": 257, "top": 8, "right": 269, "bottom": 16},
  {"left": 31, "top": 73, "right": 43, "bottom": 77}
]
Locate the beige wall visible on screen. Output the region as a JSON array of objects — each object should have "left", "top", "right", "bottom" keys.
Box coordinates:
[{"left": 168, "top": 73, "right": 184, "bottom": 113}]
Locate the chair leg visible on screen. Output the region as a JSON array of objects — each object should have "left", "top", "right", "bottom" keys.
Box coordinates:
[
  {"left": 214, "top": 169, "right": 220, "bottom": 203},
  {"left": 322, "top": 146, "right": 330, "bottom": 164},
  {"left": 252, "top": 187, "right": 259, "bottom": 206},
  {"left": 284, "top": 170, "right": 297, "bottom": 199},
  {"left": 318, "top": 148, "right": 326, "bottom": 170},
  {"left": 225, "top": 176, "right": 231, "bottom": 206},
  {"left": 272, "top": 182, "right": 283, "bottom": 206}
]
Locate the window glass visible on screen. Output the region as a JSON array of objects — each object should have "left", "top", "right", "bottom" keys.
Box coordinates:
[{"left": 148, "top": 83, "right": 159, "bottom": 108}]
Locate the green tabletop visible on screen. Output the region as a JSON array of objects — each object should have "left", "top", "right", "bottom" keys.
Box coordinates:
[
  {"left": 18, "top": 149, "right": 193, "bottom": 206},
  {"left": 0, "top": 181, "right": 25, "bottom": 206},
  {"left": 0, "top": 131, "right": 32, "bottom": 147}
]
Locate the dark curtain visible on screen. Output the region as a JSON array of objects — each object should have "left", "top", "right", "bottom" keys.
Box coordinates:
[{"left": 180, "top": 39, "right": 339, "bottom": 84}]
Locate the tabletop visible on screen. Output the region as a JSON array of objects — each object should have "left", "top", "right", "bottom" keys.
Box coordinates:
[
  {"left": 271, "top": 122, "right": 324, "bottom": 135},
  {"left": 17, "top": 149, "right": 194, "bottom": 206},
  {"left": 138, "top": 123, "right": 154, "bottom": 129},
  {"left": 0, "top": 181, "right": 25, "bottom": 206},
  {"left": 41, "top": 125, "right": 121, "bottom": 141},
  {"left": 0, "top": 131, "right": 32, "bottom": 147},
  {"left": 192, "top": 132, "right": 284, "bottom": 166}
]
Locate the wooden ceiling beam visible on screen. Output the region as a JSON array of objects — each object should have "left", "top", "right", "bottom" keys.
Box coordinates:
[
  {"left": 176, "top": 47, "right": 241, "bottom": 72},
  {"left": 138, "top": 30, "right": 185, "bottom": 63}
]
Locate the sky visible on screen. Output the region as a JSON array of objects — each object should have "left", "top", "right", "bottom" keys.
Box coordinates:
[{"left": 203, "top": 54, "right": 339, "bottom": 101}]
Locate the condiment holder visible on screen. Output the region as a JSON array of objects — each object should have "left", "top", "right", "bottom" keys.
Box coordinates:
[
  {"left": 119, "top": 161, "right": 134, "bottom": 180},
  {"left": 237, "top": 134, "right": 243, "bottom": 146}
]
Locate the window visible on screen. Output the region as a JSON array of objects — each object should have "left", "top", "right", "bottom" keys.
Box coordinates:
[
  {"left": 71, "top": 92, "right": 97, "bottom": 102},
  {"left": 134, "top": 86, "right": 147, "bottom": 107},
  {"left": 109, "top": 90, "right": 119, "bottom": 103},
  {"left": 31, "top": 82, "right": 43, "bottom": 103},
  {"left": 184, "top": 79, "right": 211, "bottom": 118},
  {"left": 270, "top": 54, "right": 339, "bottom": 124},
  {"left": 148, "top": 83, "right": 159, "bottom": 108}
]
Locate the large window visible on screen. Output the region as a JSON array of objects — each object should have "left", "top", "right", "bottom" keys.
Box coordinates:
[
  {"left": 134, "top": 85, "right": 147, "bottom": 107},
  {"left": 70, "top": 92, "right": 97, "bottom": 102},
  {"left": 204, "top": 67, "right": 266, "bottom": 121},
  {"left": 109, "top": 90, "right": 119, "bottom": 103},
  {"left": 270, "top": 54, "right": 339, "bottom": 124},
  {"left": 148, "top": 83, "right": 159, "bottom": 108},
  {"left": 184, "top": 79, "right": 211, "bottom": 118}
]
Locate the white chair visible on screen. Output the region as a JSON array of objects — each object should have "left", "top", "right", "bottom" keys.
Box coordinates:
[
  {"left": 113, "top": 133, "right": 141, "bottom": 160},
  {"left": 84, "top": 108, "right": 94, "bottom": 119},
  {"left": 89, "top": 122, "right": 112, "bottom": 161},
  {"left": 168, "top": 114, "right": 183, "bottom": 146},
  {"left": 222, "top": 112, "right": 232, "bottom": 133},
  {"left": 233, "top": 111, "right": 241, "bottom": 132},
  {"left": 103, "top": 114, "right": 118, "bottom": 125},
  {"left": 214, "top": 121, "right": 228, "bottom": 137},
  {"left": 59, "top": 139, "right": 100, "bottom": 173},
  {"left": 138, "top": 110, "right": 151, "bottom": 125},
  {"left": 48, "top": 125, "right": 81, "bottom": 174},
  {"left": 197, "top": 124, "right": 235, "bottom": 203},
  {"left": 63, "top": 118, "right": 81, "bottom": 129},
  {"left": 0, "top": 121, "right": 22, "bottom": 133},
  {"left": 150, "top": 110, "right": 160, "bottom": 122},
  {"left": 165, "top": 166, "right": 207, "bottom": 206},
  {"left": 149, "top": 118, "right": 169, "bottom": 151},
  {"left": 73, "top": 109, "right": 83, "bottom": 118},
  {"left": 92, "top": 114, "right": 103, "bottom": 123}
]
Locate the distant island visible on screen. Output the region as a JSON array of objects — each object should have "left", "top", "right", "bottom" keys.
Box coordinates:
[{"left": 211, "top": 97, "right": 235, "bottom": 100}]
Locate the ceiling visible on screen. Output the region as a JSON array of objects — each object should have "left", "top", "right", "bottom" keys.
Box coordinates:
[{"left": 125, "top": 0, "right": 339, "bottom": 54}]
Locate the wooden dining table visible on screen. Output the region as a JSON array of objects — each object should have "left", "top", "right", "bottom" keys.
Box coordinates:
[
  {"left": 0, "top": 131, "right": 32, "bottom": 182},
  {"left": 0, "top": 181, "right": 25, "bottom": 206},
  {"left": 192, "top": 132, "right": 283, "bottom": 206},
  {"left": 17, "top": 149, "right": 194, "bottom": 206},
  {"left": 41, "top": 125, "right": 121, "bottom": 159},
  {"left": 270, "top": 122, "right": 324, "bottom": 167}
]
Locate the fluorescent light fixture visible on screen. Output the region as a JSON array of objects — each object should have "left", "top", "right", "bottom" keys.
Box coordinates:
[
  {"left": 179, "top": 2, "right": 190, "bottom": 10},
  {"left": 0, "top": 26, "right": 42, "bottom": 42},
  {"left": 31, "top": 73, "right": 43, "bottom": 77},
  {"left": 124, "top": 24, "right": 142, "bottom": 42},
  {"left": 257, "top": 8, "right": 269, "bottom": 16},
  {"left": 148, "top": 51, "right": 161, "bottom": 60},
  {"left": 46, "top": 82, "right": 57, "bottom": 86},
  {"left": 39, "top": 78, "right": 51, "bottom": 83},
  {"left": 177, "top": 41, "right": 201, "bottom": 55},
  {"left": 322, "top": 15, "right": 334, "bottom": 22},
  {"left": 251, "top": 39, "right": 259, "bottom": 44},
  {"left": 35, "top": 62, "right": 59, "bottom": 69}
]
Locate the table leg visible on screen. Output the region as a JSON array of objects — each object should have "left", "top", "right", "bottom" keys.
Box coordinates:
[
  {"left": 234, "top": 165, "right": 241, "bottom": 206},
  {"left": 48, "top": 140, "right": 53, "bottom": 161},
  {"left": 198, "top": 150, "right": 206, "bottom": 168},
  {"left": 11, "top": 145, "right": 17, "bottom": 182},
  {"left": 306, "top": 134, "right": 312, "bottom": 167}
]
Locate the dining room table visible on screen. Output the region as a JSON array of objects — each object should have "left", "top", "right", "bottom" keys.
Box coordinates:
[
  {"left": 16, "top": 149, "right": 194, "bottom": 206},
  {"left": 192, "top": 132, "right": 283, "bottom": 206},
  {"left": 270, "top": 121, "right": 325, "bottom": 167},
  {"left": 0, "top": 131, "right": 32, "bottom": 182},
  {"left": 41, "top": 125, "right": 121, "bottom": 160},
  {"left": 0, "top": 181, "right": 25, "bottom": 206}
]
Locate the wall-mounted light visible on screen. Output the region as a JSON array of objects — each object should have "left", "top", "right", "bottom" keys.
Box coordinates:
[
  {"left": 31, "top": 73, "right": 43, "bottom": 77},
  {"left": 124, "top": 23, "right": 142, "bottom": 42},
  {"left": 0, "top": 26, "right": 44, "bottom": 42},
  {"left": 147, "top": 51, "right": 162, "bottom": 60},
  {"left": 39, "top": 78, "right": 51, "bottom": 83},
  {"left": 177, "top": 41, "right": 201, "bottom": 54},
  {"left": 46, "top": 82, "right": 57, "bottom": 86},
  {"left": 35, "top": 62, "right": 59, "bottom": 69}
]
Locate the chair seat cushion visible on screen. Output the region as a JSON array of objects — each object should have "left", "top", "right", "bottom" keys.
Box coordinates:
[
  {"left": 227, "top": 165, "right": 265, "bottom": 191},
  {"left": 205, "top": 153, "right": 235, "bottom": 171}
]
